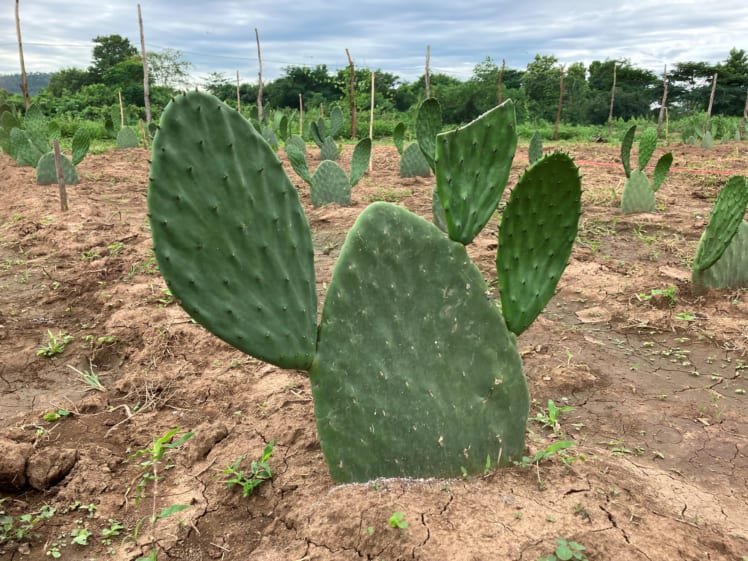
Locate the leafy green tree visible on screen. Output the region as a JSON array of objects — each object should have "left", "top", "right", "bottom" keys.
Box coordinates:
[
  {"left": 46, "top": 68, "right": 92, "bottom": 97},
  {"left": 714, "top": 48, "right": 748, "bottom": 115},
  {"left": 523, "top": 55, "right": 562, "bottom": 121},
  {"left": 147, "top": 48, "right": 193, "bottom": 90},
  {"left": 265, "top": 65, "right": 339, "bottom": 109},
  {"left": 89, "top": 35, "right": 137, "bottom": 81},
  {"left": 588, "top": 59, "right": 658, "bottom": 122},
  {"left": 103, "top": 56, "right": 144, "bottom": 106}
]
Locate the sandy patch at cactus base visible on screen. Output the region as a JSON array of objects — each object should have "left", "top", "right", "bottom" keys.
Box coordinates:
[{"left": 0, "top": 140, "right": 747, "bottom": 561}]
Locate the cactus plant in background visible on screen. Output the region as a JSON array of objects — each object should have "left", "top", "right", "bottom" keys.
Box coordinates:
[
  {"left": 71, "top": 127, "right": 90, "bottom": 166},
  {"left": 36, "top": 152, "right": 79, "bottom": 185},
  {"left": 692, "top": 175, "right": 748, "bottom": 291},
  {"left": 393, "top": 121, "right": 430, "bottom": 178},
  {"left": 116, "top": 127, "right": 139, "bottom": 149},
  {"left": 149, "top": 91, "right": 581, "bottom": 483},
  {"left": 528, "top": 130, "right": 543, "bottom": 164},
  {"left": 285, "top": 134, "right": 306, "bottom": 155},
  {"left": 393, "top": 122, "right": 405, "bottom": 155},
  {"left": 310, "top": 106, "right": 344, "bottom": 160},
  {"left": 620, "top": 125, "right": 673, "bottom": 214},
  {"left": 286, "top": 137, "right": 371, "bottom": 207}
]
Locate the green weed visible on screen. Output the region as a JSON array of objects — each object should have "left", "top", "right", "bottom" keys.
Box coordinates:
[
  {"left": 36, "top": 330, "right": 74, "bottom": 357},
  {"left": 223, "top": 440, "right": 275, "bottom": 497},
  {"left": 538, "top": 538, "right": 588, "bottom": 561}
]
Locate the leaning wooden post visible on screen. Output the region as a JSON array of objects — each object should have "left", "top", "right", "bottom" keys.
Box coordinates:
[
  {"left": 137, "top": 4, "right": 152, "bottom": 129},
  {"left": 118, "top": 90, "right": 125, "bottom": 128},
  {"left": 52, "top": 140, "right": 68, "bottom": 212},
  {"left": 607, "top": 62, "right": 617, "bottom": 136},
  {"left": 15, "top": 0, "right": 30, "bottom": 110},
  {"left": 553, "top": 65, "right": 565, "bottom": 141},
  {"left": 140, "top": 119, "right": 149, "bottom": 149},
  {"left": 705, "top": 72, "right": 718, "bottom": 134},
  {"left": 369, "top": 71, "right": 375, "bottom": 171},
  {"left": 298, "top": 94, "right": 303, "bottom": 135},
  {"left": 656, "top": 65, "right": 668, "bottom": 139},
  {"left": 345, "top": 48, "right": 358, "bottom": 138},
  {"left": 739, "top": 87, "right": 748, "bottom": 139},
  {"left": 236, "top": 70, "right": 241, "bottom": 112},
  {"left": 255, "top": 28, "right": 264, "bottom": 122},
  {"left": 497, "top": 58, "right": 506, "bottom": 105},
  {"left": 425, "top": 45, "right": 431, "bottom": 99}
]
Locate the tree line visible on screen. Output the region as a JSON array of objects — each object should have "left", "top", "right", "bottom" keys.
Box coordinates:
[{"left": 1, "top": 34, "right": 746, "bottom": 130}]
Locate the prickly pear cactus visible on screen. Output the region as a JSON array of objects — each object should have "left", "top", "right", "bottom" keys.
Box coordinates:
[
  {"left": 435, "top": 100, "right": 517, "bottom": 245},
  {"left": 36, "top": 152, "right": 79, "bottom": 185},
  {"left": 285, "top": 134, "right": 306, "bottom": 155},
  {"left": 311, "top": 202, "right": 529, "bottom": 482},
  {"left": 637, "top": 128, "right": 658, "bottom": 171},
  {"left": 319, "top": 136, "right": 339, "bottom": 161},
  {"left": 621, "top": 170, "right": 656, "bottom": 214},
  {"left": 116, "top": 127, "right": 139, "bottom": 149},
  {"left": 400, "top": 143, "right": 431, "bottom": 178},
  {"left": 693, "top": 220, "right": 748, "bottom": 291},
  {"left": 693, "top": 175, "right": 748, "bottom": 277},
  {"left": 701, "top": 131, "right": 714, "bottom": 149},
  {"left": 528, "top": 130, "right": 543, "bottom": 164},
  {"left": 311, "top": 160, "right": 352, "bottom": 206},
  {"left": 349, "top": 138, "right": 371, "bottom": 187},
  {"left": 262, "top": 126, "right": 279, "bottom": 150},
  {"left": 10, "top": 128, "right": 43, "bottom": 167},
  {"left": 393, "top": 122, "right": 405, "bottom": 156},
  {"left": 620, "top": 125, "right": 636, "bottom": 178},
  {"left": 148, "top": 91, "right": 317, "bottom": 369},
  {"left": 652, "top": 152, "right": 673, "bottom": 192},
  {"left": 497, "top": 153, "right": 582, "bottom": 336},
  {"left": 329, "top": 106, "right": 343, "bottom": 139},
  {"left": 72, "top": 128, "right": 90, "bottom": 166},
  {"left": 416, "top": 98, "right": 442, "bottom": 171},
  {"left": 148, "top": 91, "right": 581, "bottom": 484}
]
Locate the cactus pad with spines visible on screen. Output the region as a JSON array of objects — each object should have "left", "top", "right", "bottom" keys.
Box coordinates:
[
  {"left": 693, "top": 175, "right": 748, "bottom": 273},
  {"left": 311, "top": 160, "right": 351, "bottom": 206},
  {"left": 497, "top": 153, "right": 582, "bottom": 336},
  {"left": 435, "top": 100, "right": 517, "bottom": 245},
  {"left": 311, "top": 202, "right": 529, "bottom": 482},
  {"left": 262, "top": 126, "right": 278, "bottom": 150},
  {"left": 393, "top": 122, "right": 405, "bottom": 155},
  {"left": 285, "top": 134, "right": 306, "bottom": 154},
  {"left": 329, "top": 106, "right": 343, "bottom": 138},
  {"left": 637, "top": 128, "right": 658, "bottom": 171},
  {"left": 10, "top": 128, "right": 43, "bottom": 167},
  {"left": 349, "top": 138, "right": 371, "bottom": 187},
  {"left": 320, "top": 136, "right": 339, "bottom": 160},
  {"left": 148, "top": 91, "right": 317, "bottom": 370},
  {"left": 528, "top": 131, "right": 543, "bottom": 164},
  {"left": 693, "top": 220, "right": 748, "bottom": 290},
  {"left": 72, "top": 128, "right": 90, "bottom": 166},
  {"left": 285, "top": 142, "right": 313, "bottom": 185},
  {"left": 116, "top": 127, "right": 139, "bottom": 149},
  {"left": 652, "top": 153, "right": 673, "bottom": 192},
  {"left": 400, "top": 143, "right": 431, "bottom": 178},
  {"left": 620, "top": 125, "right": 636, "bottom": 178},
  {"left": 620, "top": 170, "right": 656, "bottom": 214},
  {"left": 36, "top": 152, "right": 79, "bottom": 185},
  {"left": 416, "top": 98, "right": 442, "bottom": 171}
]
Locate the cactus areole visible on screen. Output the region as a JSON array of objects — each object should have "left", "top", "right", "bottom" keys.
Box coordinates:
[{"left": 147, "top": 91, "right": 585, "bottom": 483}]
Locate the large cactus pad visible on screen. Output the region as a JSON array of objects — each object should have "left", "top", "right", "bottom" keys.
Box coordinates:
[
  {"left": 311, "top": 160, "right": 351, "bottom": 207},
  {"left": 497, "top": 153, "right": 582, "bottom": 336},
  {"left": 311, "top": 202, "right": 529, "bottom": 482},
  {"left": 620, "top": 170, "right": 655, "bottom": 214},
  {"left": 693, "top": 220, "right": 748, "bottom": 291},
  {"left": 435, "top": 101, "right": 517, "bottom": 244},
  {"left": 148, "top": 91, "right": 317, "bottom": 370}
]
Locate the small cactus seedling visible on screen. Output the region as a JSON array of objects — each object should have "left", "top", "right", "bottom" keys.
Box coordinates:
[
  {"left": 149, "top": 91, "right": 581, "bottom": 483},
  {"left": 620, "top": 125, "right": 673, "bottom": 214},
  {"left": 287, "top": 138, "right": 371, "bottom": 206},
  {"left": 692, "top": 175, "right": 748, "bottom": 292}
]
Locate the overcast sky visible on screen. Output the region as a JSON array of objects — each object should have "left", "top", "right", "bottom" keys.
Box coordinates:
[{"left": 1, "top": 1, "right": 746, "bottom": 85}]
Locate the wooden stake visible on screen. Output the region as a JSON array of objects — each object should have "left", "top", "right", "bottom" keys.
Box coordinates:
[
  {"left": 118, "top": 89, "right": 124, "bottom": 127},
  {"left": 425, "top": 45, "right": 431, "bottom": 99},
  {"left": 369, "top": 71, "right": 375, "bottom": 171},
  {"left": 740, "top": 87, "right": 748, "bottom": 140},
  {"left": 53, "top": 140, "right": 68, "bottom": 212},
  {"left": 345, "top": 48, "right": 357, "bottom": 139},
  {"left": 15, "top": 0, "right": 30, "bottom": 110},
  {"left": 553, "top": 65, "right": 564, "bottom": 141},
  {"left": 137, "top": 4, "right": 152, "bottom": 129},
  {"left": 299, "top": 93, "right": 303, "bottom": 135},
  {"left": 140, "top": 119, "right": 149, "bottom": 149},
  {"left": 497, "top": 58, "right": 505, "bottom": 105},
  {"left": 656, "top": 65, "right": 668, "bottom": 139},
  {"left": 255, "top": 28, "right": 264, "bottom": 122},
  {"left": 607, "top": 62, "right": 617, "bottom": 136},
  {"left": 705, "top": 72, "right": 718, "bottom": 133},
  {"left": 236, "top": 70, "right": 241, "bottom": 112}
]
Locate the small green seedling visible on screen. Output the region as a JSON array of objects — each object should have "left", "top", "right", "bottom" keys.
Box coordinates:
[
  {"left": 43, "top": 409, "right": 71, "bottom": 422},
  {"left": 68, "top": 363, "right": 106, "bottom": 392},
  {"left": 388, "top": 512, "right": 408, "bottom": 529},
  {"left": 538, "top": 538, "right": 588, "bottom": 561},
  {"left": 516, "top": 440, "right": 579, "bottom": 469},
  {"left": 637, "top": 286, "right": 677, "bottom": 307},
  {"left": 101, "top": 519, "right": 124, "bottom": 543},
  {"left": 223, "top": 440, "right": 275, "bottom": 497},
  {"left": 128, "top": 428, "right": 195, "bottom": 504},
  {"left": 533, "top": 400, "right": 574, "bottom": 433},
  {"left": 36, "top": 330, "right": 73, "bottom": 357},
  {"left": 70, "top": 527, "right": 92, "bottom": 546}
]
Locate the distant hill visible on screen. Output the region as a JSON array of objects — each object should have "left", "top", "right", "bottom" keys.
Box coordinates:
[{"left": 0, "top": 72, "right": 51, "bottom": 95}]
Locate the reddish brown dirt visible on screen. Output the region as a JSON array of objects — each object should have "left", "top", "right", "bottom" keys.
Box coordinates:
[{"left": 0, "top": 140, "right": 746, "bottom": 561}]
